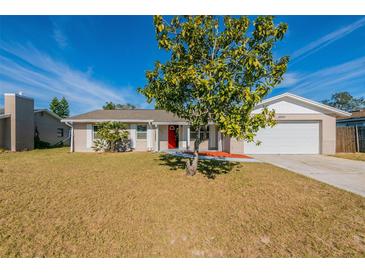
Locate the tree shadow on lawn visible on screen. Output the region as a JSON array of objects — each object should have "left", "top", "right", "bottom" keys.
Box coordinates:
[{"left": 158, "top": 153, "right": 240, "bottom": 179}]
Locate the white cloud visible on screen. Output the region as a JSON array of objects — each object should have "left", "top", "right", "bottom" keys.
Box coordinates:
[
  {"left": 52, "top": 25, "right": 68, "bottom": 49},
  {"left": 282, "top": 56, "right": 365, "bottom": 98},
  {"left": 278, "top": 72, "right": 301, "bottom": 88},
  {"left": 0, "top": 42, "right": 134, "bottom": 114},
  {"left": 291, "top": 17, "right": 365, "bottom": 62}
]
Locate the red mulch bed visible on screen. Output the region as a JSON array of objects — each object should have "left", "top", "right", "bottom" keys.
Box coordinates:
[{"left": 185, "top": 151, "right": 252, "bottom": 159}]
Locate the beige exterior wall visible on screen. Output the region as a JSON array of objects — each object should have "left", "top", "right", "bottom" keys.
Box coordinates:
[
  {"left": 73, "top": 123, "right": 92, "bottom": 152},
  {"left": 158, "top": 125, "right": 168, "bottom": 151},
  {"left": 222, "top": 135, "right": 231, "bottom": 153},
  {"left": 73, "top": 122, "right": 154, "bottom": 152},
  {"left": 5, "top": 94, "right": 34, "bottom": 151},
  {"left": 71, "top": 113, "right": 336, "bottom": 154},
  {"left": 229, "top": 138, "right": 245, "bottom": 154},
  {"left": 135, "top": 140, "right": 147, "bottom": 151},
  {"left": 34, "top": 111, "right": 70, "bottom": 146}
]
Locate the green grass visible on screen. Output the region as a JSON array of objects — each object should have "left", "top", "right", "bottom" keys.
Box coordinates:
[
  {"left": 0, "top": 148, "right": 364, "bottom": 257},
  {"left": 333, "top": 153, "right": 365, "bottom": 162}
]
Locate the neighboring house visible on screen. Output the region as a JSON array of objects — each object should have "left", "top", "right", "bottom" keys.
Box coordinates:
[
  {"left": 337, "top": 109, "right": 365, "bottom": 127},
  {"left": 0, "top": 93, "right": 70, "bottom": 151},
  {"left": 62, "top": 93, "right": 350, "bottom": 155}
]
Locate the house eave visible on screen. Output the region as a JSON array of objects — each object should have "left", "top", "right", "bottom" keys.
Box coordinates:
[
  {"left": 152, "top": 121, "right": 189, "bottom": 125},
  {"left": 257, "top": 92, "right": 351, "bottom": 117},
  {"left": 61, "top": 119, "right": 154, "bottom": 123},
  {"left": 34, "top": 109, "right": 65, "bottom": 121}
]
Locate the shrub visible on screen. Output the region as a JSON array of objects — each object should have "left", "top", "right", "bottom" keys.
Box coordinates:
[
  {"left": 92, "top": 122, "right": 131, "bottom": 152},
  {"left": 34, "top": 135, "right": 51, "bottom": 149}
]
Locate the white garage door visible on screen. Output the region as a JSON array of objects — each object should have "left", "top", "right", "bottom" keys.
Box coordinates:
[{"left": 245, "top": 121, "right": 320, "bottom": 154}]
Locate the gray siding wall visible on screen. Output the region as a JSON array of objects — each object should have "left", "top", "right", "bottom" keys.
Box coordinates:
[
  {"left": 5, "top": 94, "right": 34, "bottom": 151},
  {"left": 34, "top": 112, "right": 70, "bottom": 145},
  {"left": 0, "top": 117, "right": 11, "bottom": 149}
]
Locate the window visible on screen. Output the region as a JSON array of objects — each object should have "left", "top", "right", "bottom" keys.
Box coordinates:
[
  {"left": 137, "top": 125, "right": 147, "bottom": 139},
  {"left": 190, "top": 126, "right": 209, "bottom": 141},
  {"left": 57, "top": 128, "right": 64, "bottom": 137},
  {"left": 93, "top": 125, "right": 99, "bottom": 140}
]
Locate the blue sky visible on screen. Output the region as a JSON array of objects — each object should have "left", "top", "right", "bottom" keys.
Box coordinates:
[{"left": 0, "top": 16, "right": 364, "bottom": 115}]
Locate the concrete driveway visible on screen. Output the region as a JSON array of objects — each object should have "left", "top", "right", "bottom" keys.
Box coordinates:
[{"left": 252, "top": 154, "right": 365, "bottom": 197}]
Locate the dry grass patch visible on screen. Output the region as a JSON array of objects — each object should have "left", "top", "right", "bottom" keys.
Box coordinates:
[
  {"left": 333, "top": 153, "right": 365, "bottom": 162},
  {"left": 0, "top": 148, "right": 365, "bottom": 257}
]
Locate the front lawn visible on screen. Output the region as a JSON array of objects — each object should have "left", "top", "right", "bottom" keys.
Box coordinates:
[
  {"left": 0, "top": 148, "right": 364, "bottom": 257},
  {"left": 333, "top": 153, "right": 365, "bottom": 162}
]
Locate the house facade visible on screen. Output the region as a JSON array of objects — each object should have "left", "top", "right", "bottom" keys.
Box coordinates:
[
  {"left": 0, "top": 93, "right": 70, "bottom": 151},
  {"left": 62, "top": 93, "right": 350, "bottom": 155}
]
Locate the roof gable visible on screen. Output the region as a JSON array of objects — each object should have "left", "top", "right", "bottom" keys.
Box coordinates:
[
  {"left": 34, "top": 109, "right": 64, "bottom": 121},
  {"left": 254, "top": 92, "right": 351, "bottom": 117}
]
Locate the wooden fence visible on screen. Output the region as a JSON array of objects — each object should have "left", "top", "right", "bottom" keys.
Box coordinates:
[{"left": 336, "top": 126, "right": 365, "bottom": 153}]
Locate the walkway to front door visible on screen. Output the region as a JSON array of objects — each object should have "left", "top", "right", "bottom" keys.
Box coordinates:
[{"left": 168, "top": 125, "right": 178, "bottom": 149}]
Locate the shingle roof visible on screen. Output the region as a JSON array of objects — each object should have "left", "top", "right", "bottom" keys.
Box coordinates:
[{"left": 62, "top": 109, "right": 188, "bottom": 123}]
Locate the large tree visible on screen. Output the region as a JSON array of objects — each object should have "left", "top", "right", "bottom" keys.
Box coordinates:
[
  {"left": 49, "top": 96, "right": 70, "bottom": 118},
  {"left": 49, "top": 97, "right": 60, "bottom": 115},
  {"left": 59, "top": 97, "right": 70, "bottom": 118},
  {"left": 322, "top": 91, "right": 365, "bottom": 112},
  {"left": 138, "top": 16, "right": 289, "bottom": 175},
  {"left": 103, "top": 102, "right": 136, "bottom": 110}
]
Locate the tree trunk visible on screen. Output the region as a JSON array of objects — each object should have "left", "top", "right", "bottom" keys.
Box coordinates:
[
  {"left": 186, "top": 150, "right": 199, "bottom": 176},
  {"left": 186, "top": 127, "right": 200, "bottom": 176}
]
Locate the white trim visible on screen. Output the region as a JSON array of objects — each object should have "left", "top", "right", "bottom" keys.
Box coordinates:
[
  {"left": 257, "top": 92, "right": 351, "bottom": 117},
  {"left": 152, "top": 121, "right": 189, "bottom": 125},
  {"left": 186, "top": 126, "right": 190, "bottom": 149},
  {"left": 147, "top": 126, "right": 153, "bottom": 150},
  {"left": 86, "top": 124, "right": 93, "bottom": 148},
  {"left": 65, "top": 122, "right": 74, "bottom": 152},
  {"left": 155, "top": 125, "right": 159, "bottom": 152},
  {"left": 130, "top": 124, "right": 137, "bottom": 149},
  {"left": 62, "top": 119, "right": 153, "bottom": 123},
  {"left": 0, "top": 114, "right": 11, "bottom": 119}
]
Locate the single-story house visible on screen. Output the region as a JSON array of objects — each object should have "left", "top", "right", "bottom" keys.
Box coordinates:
[
  {"left": 337, "top": 109, "right": 365, "bottom": 127},
  {"left": 0, "top": 93, "right": 71, "bottom": 151},
  {"left": 62, "top": 92, "right": 350, "bottom": 154}
]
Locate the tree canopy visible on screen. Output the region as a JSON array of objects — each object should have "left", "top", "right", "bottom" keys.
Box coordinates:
[
  {"left": 138, "top": 16, "right": 289, "bottom": 175},
  {"left": 138, "top": 16, "right": 289, "bottom": 143},
  {"left": 322, "top": 91, "right": 365, "bottom": 112},
  {"left": 102, "top": 102, "right": 136, "bottom": 110},
  {"left": 49, "top": 96, "right": 70, "bottom": 118}
]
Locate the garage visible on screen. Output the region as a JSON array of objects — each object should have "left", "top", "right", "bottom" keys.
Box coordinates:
[{"left": 244, "top": 121, "right": 320, "bottom": 154}]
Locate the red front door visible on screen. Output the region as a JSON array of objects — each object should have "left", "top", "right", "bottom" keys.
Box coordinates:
[{"left": 168, "top": 125, "right": 177, "bottom": 149}]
